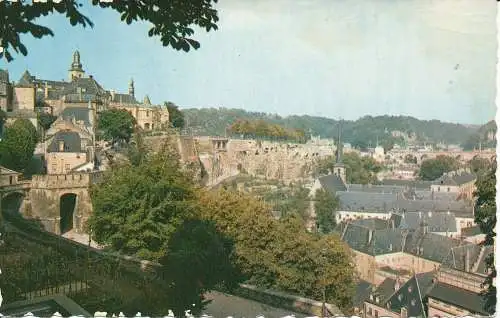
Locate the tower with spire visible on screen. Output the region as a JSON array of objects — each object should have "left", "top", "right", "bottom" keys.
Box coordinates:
[
  {"left": 334, "top": 120, "right": 346, "bottom": 184},
  {"left": 128, "top": 78, "right": 135, "bottom": 98},
  {"left": 69, "top": 50, "right": 85, "bottom": 81}
]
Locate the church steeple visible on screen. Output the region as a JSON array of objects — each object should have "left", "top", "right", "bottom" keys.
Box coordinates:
[
  {"left": 128, "top": 78, "right": 135, "bottom": 97},
  {"left": 69, "top": 50, "right": 85, "bottom": 81},
  {"left": 334, "top": 120, "right": 346, "bottom": 184}
]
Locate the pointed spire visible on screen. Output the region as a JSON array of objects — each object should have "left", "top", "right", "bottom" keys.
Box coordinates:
[
  {"left": 129, "top": 78, "right": 135, "bottom": 97},
  {"left": 70, "top": 50, "right": 83, "bottom": 70},
  {"left": 336, "top": 120, "right": 343, "bottom": 164},
  {"left": 143, "top": 95, "right": 151, "bottom": 105}
]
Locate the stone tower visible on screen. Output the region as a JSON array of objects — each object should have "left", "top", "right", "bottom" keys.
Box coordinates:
[
  {"left": 69, "top": 50, "right": 85, "bottom": 81},
  {"left": 128, "top": 78, "right": 135, "bottom": 98},
  {"left": 333, "top": 120, "right": 346, "bottom": 184}
]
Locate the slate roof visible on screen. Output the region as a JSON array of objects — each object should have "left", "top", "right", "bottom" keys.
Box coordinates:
[
  {"left": 412, "top": 190, "right": 458, "bottom": 201},
  {"left": 381, "top": 179, "right": 433, "bottom": 190},
  {"left": 353, "top": 280, "right": 373, "bottom": 309},
  {"left": 60, "top": 107, "right": 92, "bottom": 127},
  {"left": 404, "top": 231, "right": 461, "bottom": 263},
  {"left": 18, "top": 70, "right": 34, "bottom": 86},
  {"left": 385, "top": 272, "right": 435, "bottom": 318},
  {"left": 110, "top": 92, "right": 138, "bottom": 104},
  {"left": 441, "top": 244, "right": 482, "bottom": 272},
  {"left": 59, "top": 77, "right": 107, "bottom": 102},
  {"left": 393, "top": 199, "right": 472, "bottom": 216},
  {"left": 373, "top": 278, "right": 398, "bottom": 303},
  {"left": 427, "top": 282, "right": 491, "bottom": 315},
  {"left": 318, "top": 174, "right": 347, "bottom": 194},
  {"left": 347, "top": 184, "right": 406, "bottom": 194},
  {"left": 396, "top": 211, "right": 457, "bottom": 233},
  {"left": 337, "top": 191, "right": 397, "bottom": 212},
  {"left": 434, "top": 172, "right": 476, "bottom": 186},
  {"left": 341, "top": 223, "right": 407, "bottom": 256},
  {"left": 47, "top": 131, "right": 82, "bottom": 153},
  {"left": 350, "top": 218, "right": 391, "bottom": 230}
]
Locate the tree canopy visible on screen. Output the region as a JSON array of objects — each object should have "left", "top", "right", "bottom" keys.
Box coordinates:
[
  {"left": 198, "top": 189, "right": 355, "bottom": 312},
  {"left": 473, "top": 160, "right": 496, "bottom": 313},
  {"left": 314, "top": 189, "right": 339, "bottom": 234},
  {"left": 418, "top": 155, "right": 459, "bottom": 181},
  {"left": 315, "top": 152, "right": 383, "bottom": 185},
  {"left": 164, "top": 102, "right": 185, "bottom": 129},
  {"left": 228, "top": 119, "right": 307, "bottom": 142},
  {"left": 98, "top": 109, "right": 137, "bottom": 144},
  {"left": 0, "top": 119, "right": 38, "bottom": 173},
  {"left": 37, "top": 112, "right": 57, "bottom": 131},
  {"left": 1, "top": 0, "right": 219, "bottom": 62},
  {"left": 89, "top": 135, "right": 237, "bottom": 315}
]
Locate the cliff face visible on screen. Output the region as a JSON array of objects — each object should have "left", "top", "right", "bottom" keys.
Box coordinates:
[{"left": 144, "top": 135, "right": 334, "bottom": 186}]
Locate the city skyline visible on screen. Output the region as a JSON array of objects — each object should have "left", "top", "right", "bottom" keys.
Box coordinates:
[{"left": 1, "top": 0, "right": 496, "bottom": 125}]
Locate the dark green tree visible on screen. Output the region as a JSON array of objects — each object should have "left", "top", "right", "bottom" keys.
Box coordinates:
[
  {"left": 164, "top": 102, "right": 185, "bottom": 129},
  {"left": 97, "top": 109, "right": 136, "bottom": 144},
  {"left": 1, "top": 1, "right": 219, "bottom": 62},
  {"left": 315, "top": 152, "right": 382, "bottom": 184},
  {"left": 89, "top": 137, "right": 238, "bottom": 315},
  {"left": 0, "top": 119, "right": 38, "bottom": 172},
  {"left": 314, "top": 189, "right": 339, "bottom": 234},
  {"left": 404, "top": 154, "right": 417, "bottom": 164},
  {"left": 418, "top": 155, "right": 459, "bottom": 181},
  {"left": 469, "top": 156, "right": 491, "bottom": 175},
  {"left": 473, "top": 161, "right": 496, "bottom": 313},
  {"left": 37, "top": 112, "right": 57, "bottom": 130}
]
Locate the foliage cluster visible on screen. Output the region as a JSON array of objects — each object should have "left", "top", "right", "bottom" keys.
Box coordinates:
[
  {"left": 89, "top": 135, "right": 356, "bottom": 314},
  {"left": 182, "top": 108, "right": 478, "bottom": 146},
  {"left": 417, "top": 155, "right": 459, "bottom": 181},
  {"left": 228, "top": 119, "right": 307, "bottom": 142},
  {"left": 315, "top": 152, "right": 383, "bottom": 185},
  {"left": 473, "top": 160, "right": 496, "bottom": 313},
  {"left": 0, "top": 119, "right": 38, "bottom": 173},
  {"left": 97, "top": 109, "right": 137, "bottom": 144},
  {"left": 164, "top": 102, "right": 185, "bottom": 129},
  {"left": 314, "top": 189, "right": 339, "bottom": 234}
]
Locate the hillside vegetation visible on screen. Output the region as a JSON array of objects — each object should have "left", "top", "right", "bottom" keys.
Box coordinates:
[{"left": 182, "top": 107, "right": 483, "bottom": 147}]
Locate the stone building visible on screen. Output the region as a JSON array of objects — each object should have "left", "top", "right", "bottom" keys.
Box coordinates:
[
  {"left": 430, "top": 170, "right": 476, "bottom": 201},
  {"left": 14, "top": 51, "right": 169, "bottom": 131},
  {"left": 46, "top": 131, "right": 89, "bottom": 174}
]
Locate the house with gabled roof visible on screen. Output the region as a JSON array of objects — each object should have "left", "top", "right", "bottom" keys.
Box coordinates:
[
  {"left": 430, "top": 169, "right": 477, "bottom": 201},
  {"left": 364, "top": 271, "right": 435, "bottom": 318},
  {"left": 426, "top": 244, "right": 494, "bottom": 317}
]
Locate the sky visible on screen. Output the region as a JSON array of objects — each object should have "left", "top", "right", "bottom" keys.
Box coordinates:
[{"left": 1, "top": 0, "right": 497, "bottom": 125}]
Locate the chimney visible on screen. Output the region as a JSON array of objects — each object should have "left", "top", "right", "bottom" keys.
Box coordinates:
[
  {"left": 368, "top": 229, "right": 374, "bottom": 244},
  {"left": 465, "top": 247, "right": 470, "bottom": 272},
  {"left": 58, "top": 140, "right": 65, "bottom": 152}
]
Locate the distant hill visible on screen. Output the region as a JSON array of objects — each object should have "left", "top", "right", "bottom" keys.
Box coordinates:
[
  {"left": 182, "top": 107, "right": 480, "bottom": 148},
  {"left": 461, "top": 120, "right": 497, "bottom": 150}
]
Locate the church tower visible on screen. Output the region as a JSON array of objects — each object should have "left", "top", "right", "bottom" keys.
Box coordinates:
[
  {"left": 333, "top": 120, "right": 346, "bottom": 184},
  {"left": 128, "top": 78, "right": 135, "bottom": 98},
  {"left": 69, "top": 50, "right": 85, "bottom": 81}
]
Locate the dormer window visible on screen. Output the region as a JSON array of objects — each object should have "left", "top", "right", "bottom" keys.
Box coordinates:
[{"left": 58, "top": 140, "right": 65, "bottom": 152}]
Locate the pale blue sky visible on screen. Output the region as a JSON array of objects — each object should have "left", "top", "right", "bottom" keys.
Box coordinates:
[{"left": 1, "top": 0, "right": 497, "bottom": 125}]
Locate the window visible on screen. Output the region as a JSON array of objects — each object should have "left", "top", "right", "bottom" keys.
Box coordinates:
[
  {"left": 411, "top": 299, "right": 416, "bottom": 306},
  {"left": 146, "top": 110, "right": 150, "bottom": 117},
  {"left": 374, "top": 310, "right": 379, "bottom": 318},
  {"left": 51, "top": 164, "right": 57, "bottom": 172},
  {"left": 65, "top": 164, "right": 70, "bottom": 171},
  {"left": 447, "top": 187, "right": 450, "bottom": 192},
  {"left": 368, "top": 307, "right": 372, "bottom": 315},
  {"left": 9, "top": 176, "right": 13, "bottom": 185},
  {"left": 438, "top": 187, "right": 441, "bottom": 192}
]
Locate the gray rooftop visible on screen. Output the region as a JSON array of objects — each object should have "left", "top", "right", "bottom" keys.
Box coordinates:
[
  {"left": 60, "top": 107, "right": 92, "bottom": 127},
  {"left": 0, "top": 69, "right": 9, "bottom": 83},
  {"left": 381, "top": 179, "right": 433, "bottom": 190},
  {"left": 47, "top": 131, "right": 82, "bottom": 153},
  {"left": 337, "top": 191, "right": 398, "bottom": 212},
  {"left": 341, "top": 223, "right": 407, "bottom": 256},
  {"left": 395, "top": 211, "right": 457, "bottom": 233},
  {"left": 441, "top": 244, "right": 482, "bottom": 273},
  {"left": 393, "top": 199, "right": 473, "bottom": 216},
  {"left": 427, "top": 282, "right": 491, "bottom": 315},
  {"left": 385, "top": 272, "right": 435, "bottom": 318},
  {"left": 434, "top": 172, "right": 476, "bottom": 186},
  {"left": 404, "top": 230, "right": 462, "bottom": 263},
  {"left": 318, "top": 174, "right": 347, "bottom": 194},
  {"left": 347, "top": 184, "right": 406, "bottom": 194},
  {"left": 110, "top": 92, "right": 138, "bottom": 104}
]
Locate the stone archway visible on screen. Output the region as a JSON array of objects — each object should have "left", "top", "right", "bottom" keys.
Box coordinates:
[
  {"left": 60, "top": 193, "right": 77, "bottom": 234},
  {"left": 144, "top": 123, "right": 150, "bottom": 130},
  {"left": 1, "top": 191, "right": 25, "bottom": 217}
]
